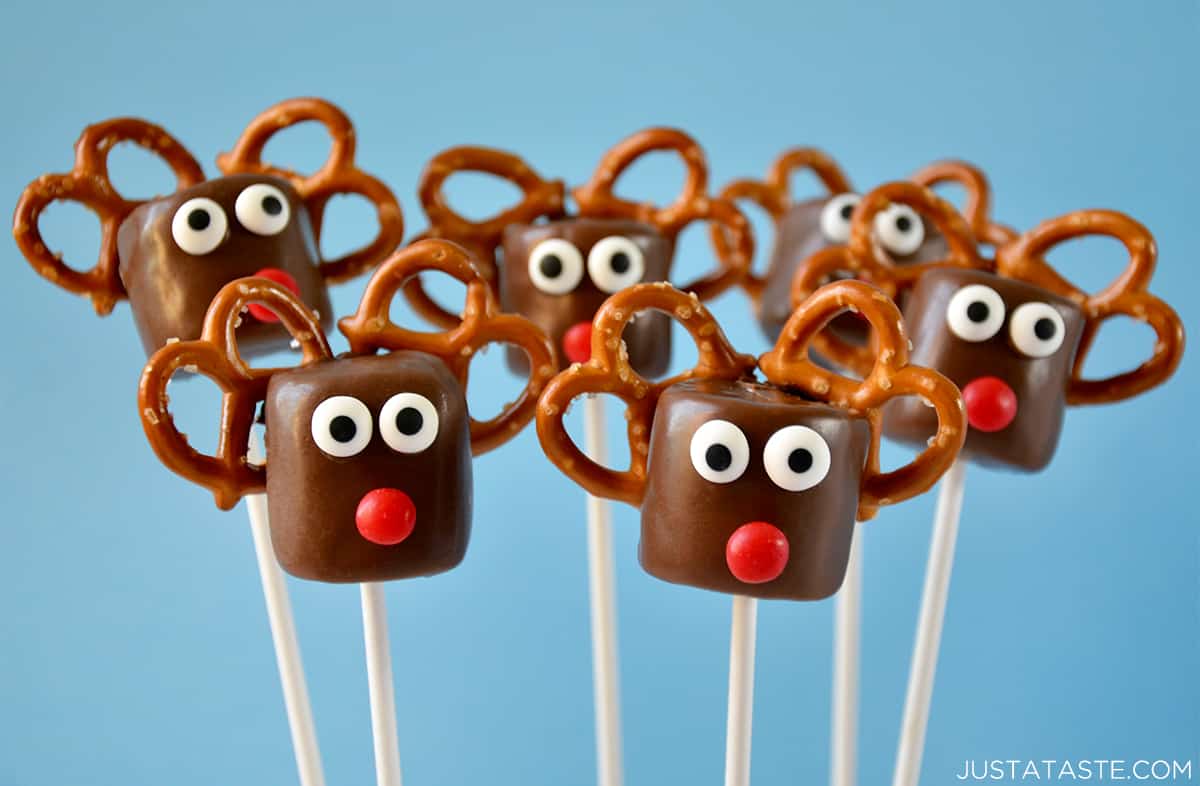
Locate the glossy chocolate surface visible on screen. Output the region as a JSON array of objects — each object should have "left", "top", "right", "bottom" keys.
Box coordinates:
[
  {"left": 758, "top": 196, "right": 947, "bottom": 341},
  {"left": 500, "top": 217, "right": 672, "bottom": 376},
  {"left": 264, "top": 352, "right": 472, "bottom": 583},
  {"left": 884, "top": 268, "right": 1085, "bottom": 471},
  {"left": 639, "top": 378, "right": 870, "bottom": 600},
  {"left": 117, "top": 173, "right": 333, "bottom": 357}
]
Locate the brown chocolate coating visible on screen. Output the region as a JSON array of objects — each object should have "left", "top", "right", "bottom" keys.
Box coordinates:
[
  {"left": 640, "top": 379, "right": 870, "bottom": 600},
  {"left": 500, "top": 218, "right": 672, "bottom": 377},
  {"left": 884, "top": 268, "right": 1085, "bottom": 471},
  {"left": 265, "top": 352, "right": 472, "bottom": 583},
  {"left": 758, "top": 196, "right": 947, "bottom": 342},
  {"left": 118, "top": 174, "right": 333, "bottom": 356}
]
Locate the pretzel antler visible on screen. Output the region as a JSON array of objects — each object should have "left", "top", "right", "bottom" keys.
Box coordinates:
[
  {"left": 138, "top": 277, "right": 333, "bottom": 509},
  {"left": 217, "top": 97, "right": 404, "bottom": 283},
  {"left": 910, "top": 159, "right": 1017, "bottom": 246},
  {"left": 573, "top": 128, "right": 753, "bottom": 301},
  {"left": 537, "top": 283, "right": 758, "bottom": 505},
  {"left": 790, "top": 181, "right": 990, "bottom": 376},
  {"left": 14, "top": 118, "right": 205, "bottom": 315},
  {"left": 760, "top": 280, "right": 965, "bottom": 520},
  {"left": 339, "top": 239, "right": 555, "bottom": 455},
  {"left": 995, "top": 210, "right": 1185, "bottom": 406},
  {"left": 711, "top": 147, "right": 853, "bottom": 302}
]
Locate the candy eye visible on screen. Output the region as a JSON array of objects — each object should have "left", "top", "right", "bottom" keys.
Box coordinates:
[
  {"left": 946, "top": 284, "right": 1006, "bottom": 342},
  {"left": 528, "top": 238, "right": 584, "bottom": 295},
  {"left": 874, "top": 204, "right": 925, "bottom": 256},
  {"left": 819, "top": 193, "right": 861, "bottom": 244},
  {"left": 171, "top": 197, "right": 228, "bottom": 255},
  {"left": 763, "top": 425, "right": 831, "bottom": 492},
  {"left": 689, "top": 419, "right": 750, "bottom": 484},
  {"left": 1009, "top": 302, "right": 1066, "bottom": 358},
  {"left": 379, "top": 393, "right": 439, "bottom": 454},
  {"left": 235, "top": 183, "right": 291, "bottom": 236},
  {"left": 310, "top": 395, "right": 373, "bottom": 458},
  {"left": 587, "top": 235, "right": 646, "bottom": 293}
]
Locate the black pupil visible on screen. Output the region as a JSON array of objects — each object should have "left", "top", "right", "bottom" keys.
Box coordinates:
[
  {"left": 895, "top": 215, "right": 913, "bottom": 233},
  {"left": 788, "top": 448, "right": 814, "bottom": 474},
  {"left": 1034, "top": 317, "right": 1056, "bottom": 341},
  {"left": 329, "top": 415, "right": 357, "bottom": 443},
  {"left": 706, "top": 444, "right": 733, "bottom": 472},
  {"left": 395, "top": 407, "right": 424, "bottom": 436},
  {"left": 966, "top": 301, "right": 990, "bottom": 323},
  {"left": 540, "top": 254, "right": 563, "bottom": 279},
  {"left": 262, "top": 195, "right": 283, "bottom": 216},
  {"left": 839, "top": 203, "right": 854, "bottom": 220},
  {"left": 187, "top": 209, "right": 210, "bottom": 231},
  {"left": 610, "top": 252, "right": 631, "bottom": 274}
]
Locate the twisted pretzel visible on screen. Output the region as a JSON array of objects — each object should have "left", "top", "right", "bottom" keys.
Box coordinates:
[
  {"left": 910, "top": 159, "right": 1018, "bottom": 246},
  {"left": 13, "top": 118, "right": 205, "bottom": 315},
  {"left": 573, "top": 127, "right": 753, "bottom": 301},
  {"left": 995, "top": 210, "right": 1185, "bottom": 406},
  {"left": 217, "top": 97, "right": 405, "bottom": 283},
  {"left": 138, "top": 278, "right": 333, "bottom": 509},
  {"left": 407, "top": 145, "right": 568, "bottom": 328},
  {"left": 339, "top": 239, "right": 556, "bottom": 455},
  {"left": 710, "top": 147, "right": 853, "bottom": 302},
  {"left": 536, "top": 283, "right": 759, "bottom": 505},
  {"left": 760, "top": 280, "right": 966, "bottom": 520},
  {"left": 790, "top": 181, "right": 990, "bottom": 376}
]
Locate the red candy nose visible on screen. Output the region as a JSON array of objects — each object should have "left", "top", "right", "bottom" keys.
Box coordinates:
[
  {"left": 247, "top": 268, "right": 301, "bottom": 323},
  {"left": 725, "top": 522, "right": 790, "bottom": 584},
  {"left": 355, "top": 488, "right": 417, "bottom": 546},
  {"left": 563, "top": 321, "right": 593, "bottom": 364},
  {"left": 962, "top": 376, "right": 1018, "bottom": 432}
]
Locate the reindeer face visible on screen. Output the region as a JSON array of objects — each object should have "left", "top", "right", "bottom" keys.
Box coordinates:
[
  {"left": 501, "top": 218, "right": 672, "bottom": 376},
  {"left": 117, "top": 173, "right": 333, "bottom": 356},
  {"left": 885, "top": 268, "right": 1086, "bottom": 470},
  {"left": 264, "top": 352, "right": 472, "bottom": 583},
  {"left": 639, "top": 378, "right": 871, "bottom": 600},
  {"left": 758, "top": 195, "right": 947, "bottom": 341}
]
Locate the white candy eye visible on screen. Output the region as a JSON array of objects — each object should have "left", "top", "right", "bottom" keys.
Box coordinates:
[
  {"left": 1009, "top": 302, "right": 1066, "bottom": 358},
  {"left": 819, "top": 193, "right": 861, "bottom": 244},
  {"left": 689, "top": 419, "right": 750, "bottom": 484},
  {"left": 310, "top": 395, "right": 373, "bottom": 458},
  {"left": 528, "top": 238, "right": 584, "bottom": 295},
  {"left": 379, "top": 393, "right": 439, "bottom": 454},
  {"left": 171, "top": 197, "right": 228, "bottom": 255},
  {"left": 946, "top": 284, "right": 1006, "bottom": 342},
  {"left": 235, "top": 183, "right": 291, "bottom": 236},
  {"left": 763, "top": 425, "right": 832, "bottom": 492},
  {"left": 874, "top": 204, "right": 925, "bottom": 256},
  {"left": 587, "top": 235, "right": 646, "bottom": 293}
]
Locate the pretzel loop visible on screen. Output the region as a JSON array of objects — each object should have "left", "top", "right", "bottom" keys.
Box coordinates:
[
  {"left": 138, "top": 278, "right": 333, "bottom": 509},
  {"left": 339, "top": 239, "right": 556, "bottom": 455},
  {"left": 759, "top": 280, "right": 966, "bottom": 520},
  {"left": 217, "top": 97, "right": 405, "bottom": 283},
  {"left": 13, "top": 118, "right": 204, "bottom": 314},
  {"left": 536, "top": 283, "right": 758, "bottom": 505},
  {"left": 996, "top": 210, "right": 1185, "bottom": 405},
  {"left": 910, "top": 160, "right": 1017, "bottom": 246}
]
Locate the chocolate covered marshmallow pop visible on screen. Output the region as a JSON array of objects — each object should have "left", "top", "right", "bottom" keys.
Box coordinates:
[
  {"left": 790, "top": 181, "right": 1185, "bottom": 786},
  {"left": 138, "top": 240, "right": 554, "bottom": 786},
  {"left": 406, "top": 128, "right": 755, "bottom": 786},
  {"left": 537, "top": 280, "right": 967, "bottom": 786}
]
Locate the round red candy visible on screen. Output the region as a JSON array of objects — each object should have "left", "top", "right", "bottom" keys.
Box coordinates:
[
  {"left": 355, "top": 488, "right": 417, "bottom": 546},
  {"left": 248, "top": 268, "right": 302, "bottom": 323},
  {"left": 725, "top": 521, "right": 790, "bottom": 584},
  {"left": 961, "top": 376, "right": 1019, "bottom": 432},
  {"left": 562, "top": 322, "right": 593, "bottom": 364}
]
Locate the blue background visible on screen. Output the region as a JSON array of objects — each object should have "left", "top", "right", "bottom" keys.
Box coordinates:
[{"left": 1, "top": 1, "right": 1196, "bottom": 784}]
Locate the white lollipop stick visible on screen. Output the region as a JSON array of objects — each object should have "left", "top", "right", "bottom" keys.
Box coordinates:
[
  {"left": 361, "top": 582, "right": 403, "bottom": 786},
  {"left": 724, "top": 594, "right": 758, "bottom": 786},
  {"left": 892, "top": 459, "right": 967, "bottom": 786},
  {"left": 245, "top": 437, "right": 326, "bottom": 786},
  {"left": 583, "top": 395, "right": 624, "bottom": 786},
  {"left": 830, "top": 524, "right": 863, "bottom": 786}
]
